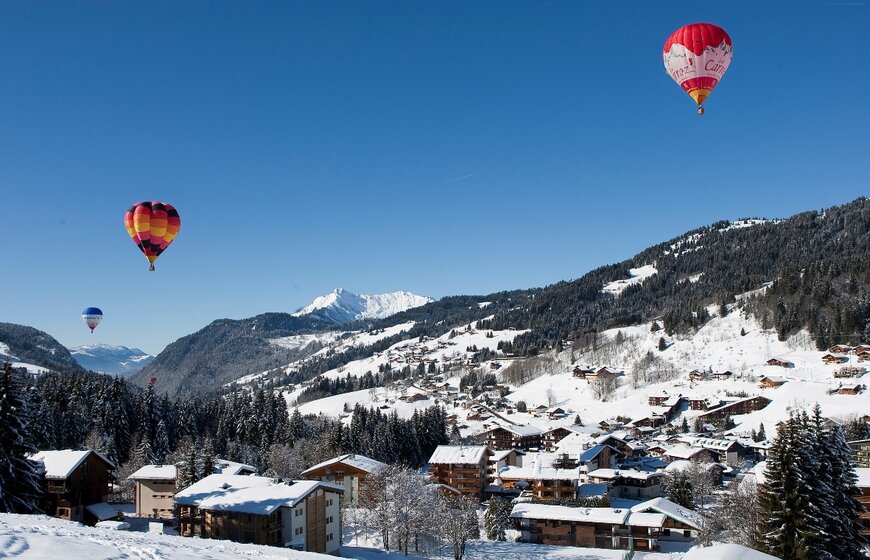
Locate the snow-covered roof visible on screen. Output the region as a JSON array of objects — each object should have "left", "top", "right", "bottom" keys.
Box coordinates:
[
  {"left": 664, "top": 445, "right": 706, "bottom": 460},
  {"left": 128, "top": 464, "right": 177, "bottom": 481},
  {"left": 175, "top": 475, "right": 339, "bottom": 515},
  {"left": 491, "top": 424, "right": 543, "bottom": 437},
  {"left": 631, "top": 497, "right": 703, "bottom": 529},
  {"left": 86, "top": 502, "right": 135, "bottom": 521},
  {"left": 663, "top": 460, "right": 724, "bottom": 474},
  {"left": 854, "top": 467, "right": 870, "bottom": 488},
  {"left": 428, "top": 445, "right": 489, "bottom": 465},
  {"left": 29, "top": 450, "right": 115, "bottom": 479},
  {"left": 587, "top": 468, "right": 663, "bottom": 482},
  {"left": 213, "top": 458, "right": 257, "bottom": 475},
  {"left": 509, "top": 503, "right": 665, "bottom": 528},
  {"left": 498, "top": 465, "right": 580, "bottom": 482},
  {"left": 683, "top": 543, "right": 779, "bottom": 560},
  {"left": 751, "top": 461, "right": 768, "bottom": 486},
  {"left": 490, "top": 449, "right": 524, "bottom": 462},
  {"left": 301, "top": 453, "right": 387, "bottom": 476},
  {"left": 579, "top": 444, "right": 609, "bottom": 463},
  {"left": 510, "top": 503, "right": 628, "bottom": 525}
]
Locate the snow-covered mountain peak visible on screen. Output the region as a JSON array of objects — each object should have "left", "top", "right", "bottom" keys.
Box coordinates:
[
  {"left": 69, "top": 344, "right": 155, "bottom": 376},
  {"left": 292, "top": 288, "right": 433, "bottom": 324}
]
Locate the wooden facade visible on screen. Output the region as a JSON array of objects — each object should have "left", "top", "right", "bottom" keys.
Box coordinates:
[
  {"left": 484, "top": 426, "right": 542, "bottom": 451},
  {"left": 37, "top": 451, "right": 113, "bottom": 525},
  {"left": 542, "top": 427, "right": 575, "bottom": 452},
  {"left": 699, "top": 396, "right": 771, "bottom": 421}
]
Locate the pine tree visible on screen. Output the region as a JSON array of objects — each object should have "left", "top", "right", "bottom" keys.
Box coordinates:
[
  {"left": 755, "top": 423, "right": 766, "bottom": 442},
  {"left": 823, "top": 422, "right": 865, "bottom": 559},
  {"left": 177, "top": 444, "right": 199, "bottom": 490},
  {"left": 665, "top": 470, "right": 694, "bottom": 509},
  {"left": 658, "top": 337, "right": 667, "bottom": 351},
  {"left": 0, "top": 362, "right": 43, "bottom": 513},
  {"left": 484, "top": 497, "right": 510, "bottom": 541},
  {"left": 680, "top": 417, "right": 689, "bottom": 433}
]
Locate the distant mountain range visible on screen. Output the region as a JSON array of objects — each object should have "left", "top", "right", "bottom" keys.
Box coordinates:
[
  {"left": 68, "top": 344, "right": 155, "bottom": 376},
  {"left": 292, "top": 288, "right": 433, "bottom": 324}
]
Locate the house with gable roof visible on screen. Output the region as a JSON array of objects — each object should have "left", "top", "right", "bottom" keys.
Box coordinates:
[
  {"left": 175, "top": 474, "right": 342, "bottom": 553},
  {"left": 29, "top": 449, "right": 115, "bottom": 524},
  {"left": 128, "top": 464, "right": 177, "bottom": 519},
  {"left": 427, "top": 445, "right": 493, "bottom": 501},
  {"left": 484, "top": 424, "right": 543, "bottom": 451},
  {"left": 301, "top": 453, "right": 387, "bottom": 504}
]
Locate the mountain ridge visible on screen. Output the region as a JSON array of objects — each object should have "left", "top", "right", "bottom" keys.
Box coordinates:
[
  {"left": 68, "top": 344, "right": 155, "bottom": 376},
  {"left": 292, "top": 288, "right": 433, "bottom": 324}
]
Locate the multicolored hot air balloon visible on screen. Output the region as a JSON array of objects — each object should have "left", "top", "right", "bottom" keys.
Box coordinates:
[
  {"left": 663, "top": 23, "right": 732, "bottom": 115},
  {"left": 81, "top": 307, "right": 103, "bottom": 333},
  {"left": 124, "top": 202, "right": 181, "bottom": 271}
]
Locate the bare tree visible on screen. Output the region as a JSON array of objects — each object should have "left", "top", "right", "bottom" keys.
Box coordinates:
[
  {"left": 590, "top": 375, "right": 619, "bottom": 401},
  {"left": 715, "top": 476, "right": 761, "bottom": 548},
  {"left": 438, "top": 492, "right": 480, "bottom": 560},
  {"left": 546, "top": 386, "right": 557, "bottom": 407},
  {"left": 390, "top": 467, "right": 436, "bottom": 555}
]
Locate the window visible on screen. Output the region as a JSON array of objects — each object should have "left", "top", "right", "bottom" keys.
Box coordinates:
[
  {"left": 327, "top": 533, "right": 333, "bottom": 542},
  {"left": 326, "top": 499, "right": 332, "bottom": 507},
  {"left": 295, "top": 527, "right": 303, "bottom": 536},
  {"left": 295, "top": 508, "right": 302, "bottom": 517},
  {"left": 327, "top": 516, "right": 333, "bottom": 524}
]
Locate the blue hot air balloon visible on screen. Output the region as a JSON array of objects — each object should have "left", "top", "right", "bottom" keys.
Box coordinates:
[{"left": 81, "top": 307, "right": 103, "bottom": 333}]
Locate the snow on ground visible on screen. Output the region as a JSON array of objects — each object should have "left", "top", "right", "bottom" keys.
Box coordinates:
[
  {"left": 0, "top": 513, "right": 332, "bottom": 559},
  {"left": 502, "top": 305, "right": 869, "bottom": 437},
  {"left": 341, "top": 542, "right": 679, "bottom": 560},
  {"left": 601, "top": 265, "right": 658, "bottom": 296},
  {"left": 718, "top": 219, "right": 773, "bottom": 232}
]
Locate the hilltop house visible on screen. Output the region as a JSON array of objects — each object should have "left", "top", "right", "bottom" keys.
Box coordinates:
[
  {"left": 29, "top": 449, "right": 115, "bottom": 525},
  {"left": 427, "top": 445, "right": 493, "bottom": 501},
  {"left": 766, "top": 358, "right": 793, "bottom": 368},
  {"left": 759, "top": 376, "right": 787, "bottom": 389},
  {"left": 586, "top": 468, "right": 665, "bottom": 500},
  {"left": 128, "top": 464, "right": 177, "bottom": 519},
  {"left": 176, "top": 474, "right": 342, "bottom": 554},
  {"left": 699, "top": 396, "right": 771, "bottom": 421},
  {"left": 822, "top": 353, "right": 849, "bottom": 364},
  {"left": 300, "top": 453, "right": 387, "bottom": 505}
]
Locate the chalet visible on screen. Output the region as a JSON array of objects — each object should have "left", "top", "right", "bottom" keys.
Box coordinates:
[
  {"left": 300, "top": 453, "right": 387, "bottom": 504},
  {"left": 822, "top": 353, "right": 849, "bottom": 364},
  {"left": 854, "top": 344, "right": 870, "bottom": 354},
  {"left": 834, "top": 366, "right": 866, "bottom": 378},
  {"left": 688, "top": 397, "right": 718, "bottom": 411},
  {"left": 849, "top": 439, "right": 870, "bottom": 468},
  {"left": 648, "top": 394, "right": 670, "bottom": 406},
  {"left": 487, "top": 449, "right": 525, "bottom": 485},
  {"left": 835, "top": 384, "right": 864, "bottom": 395},
  {"left": 427, "top": 445, "right": 493, "bottom": 501},
  {"left": 631, "top": 497, "right": 704, "bottom": 543},
  {"left": 631, "top": 414, "right": 667, "bottom": 428},
  {"left": 655, "top": 395, "right": 684, "bottom": 421},
  {"left": 510, "top": 502, "right": 675, "bottom": 551},
  {"left": 857, "top": 351, "right": 870, "bottom": 363},
  {"left": 586, "top": 469, "right": 665, "bottom": 500},
  {"left": 688, "top": 370, "right": 707, "bottom": 382},
  {"left": 759, "top": 376, "right": 787, "bottom": 389},
  {"left": 855, "top": 468, "right": 870, "bottom": 541},
  {"left": 497, "top": 457, "right": 580, "bottom": 502},
  {"left": 176, "top": 475, "right": 342, "bottom": 553},
  {"left": 594, "top": 433, "right": 647, "bottom": 458},
  {"left": 484, "top": 424, "right": 543, "bottom": 451},
  {"left": 531, "top": 404, "right": 549, "bottom": 415},
  {"left": 547, "top": 407, "right": 567, "bottom": 419},
  {"left": 829, "top": 344, "right": 853, "bottom": 354},
  {"left": 128, "top": 464, "right": 177, "bottom": 519},
  {"left": 400, "top": 392, "right": 430, "bottom": 403},
  {"left": 766, "top": 358, "right": 793, "bottom": 368},
  {"left": 699, "top": 396, "right": 772, "bottom": 421},
  {"left": 578, "top": 444, "right": 620, "bottom": 474},
  {"left": 541, "top": 426, "right": 576, "bottom": 452},
  {"left": 663, "top": 445, "right": 717, "bottom": 464},
  {"left": 586, "top": 367, "right": 618, "bottom": 382},
  {"left": 710, "top": 370, "right": 733, "bottom": 381},
  {"left": 572, "top": 366, "right": 595, "bottom": 379},
  {"left": 30, "top": 449, "right": 115, "bottom": 525},
  {"left": 680, "top": 437, "right": 746, "bottom": 465}
]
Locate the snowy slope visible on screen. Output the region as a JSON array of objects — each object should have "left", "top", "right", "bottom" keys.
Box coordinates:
[
  {"left": 0, "top": 343, "right": 50, "bottom": 374},
  {"left": 69, "top": 344, "right": 155, "bottom": 376},
  {"left": 292, "top": 288, "right": 433, "bottom": 323},
  {"left": 284, "top": 295, "right": 869, "bottom": 442},
  {"left": 0, "top": 513, "right": 332, "bottom": 559}
]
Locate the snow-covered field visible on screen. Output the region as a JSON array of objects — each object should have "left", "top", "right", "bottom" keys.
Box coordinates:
[
  {"left": 0, "top": 513, "right": 331, "bottom": 559},
  {"left": 601, "top": 265, "right": 658, "bottom": 296}
]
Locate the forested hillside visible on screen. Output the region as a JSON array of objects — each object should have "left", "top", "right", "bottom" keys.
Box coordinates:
[{"left": 0, "top": 323, "right": 86, "bottom": 373}]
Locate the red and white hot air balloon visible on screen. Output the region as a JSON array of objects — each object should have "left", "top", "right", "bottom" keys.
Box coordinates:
[{"left": 663, "top": 23, "right": 732, "bottom": 115}]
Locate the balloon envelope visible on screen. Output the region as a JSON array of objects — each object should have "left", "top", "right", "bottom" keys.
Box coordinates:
[
  {"left": 663, "top": 23, "right": 732, "bottom": 110},
  {"left": 81, "top": 307, "right": 103, "bottom": 332},
  {"left": 124, "top": 201, "right": 181, "bottom": 271}
]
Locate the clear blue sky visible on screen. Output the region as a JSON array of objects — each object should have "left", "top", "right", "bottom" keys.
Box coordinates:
[{"left": 1, "top": 1, "right": 866, "bottom": 355}]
